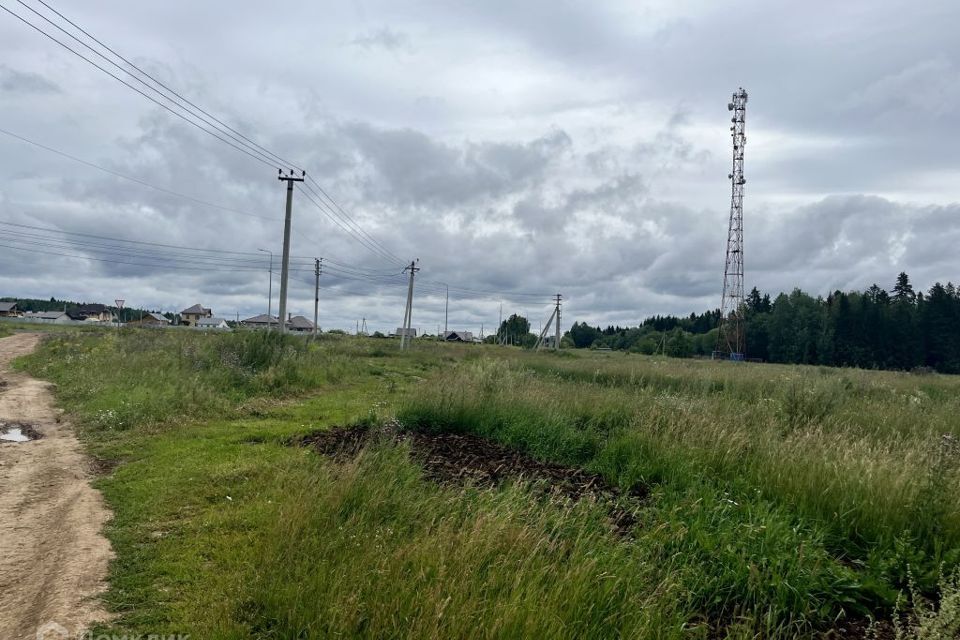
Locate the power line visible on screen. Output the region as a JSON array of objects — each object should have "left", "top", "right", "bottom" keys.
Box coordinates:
[
  {"left": 3, "top": 0, "right": 414, "bottom": 278},
  {"left": 2, "top": 1, "right": 553, "bottom": 307},
  {"left": 0, "top": 1, "right": 279, "bottom": 169},
  {"left": 295, "top": 184, "right": 402, "bottom": 268},
  {"left": 30, "top": 0, "right": 303, "bottom": 171},
  {"left": 303, "top": 175, "right": 404, "bottom": 266},
  {"left": 13, "top": 0, "right": 292, "bottom": 170},
  {"left": 0, "top": 127, "right": 276, "bottom": 221}
]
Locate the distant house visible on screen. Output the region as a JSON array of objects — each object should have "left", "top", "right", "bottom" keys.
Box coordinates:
[
  {"left": 127, "top": 312, "right": 170, "bottom": 328},
  {"left": 443, "top": 330, "right": 474, "bottom": 343},
  {"left": 0, "top": 301, "right": 21, "bottom": 317},
  {"left": 76, "top": 304, "right": 113, "bottom": 323},
  {"left": 241, "top": 314, "right": 280, "bottom": 330},
  {"left": 180, "top": 304, "right": 213, "bottom": 327},
  {"left": 196, "top": 317, "right": 231, "bottom": 331},
  {"left": 287, "top": 315, "right": 316, "bottom": 333},
  {"left": 392, "top": 327, "right": 417, "bottom": 338},
  {"left": 22, "top": 311, "right": 73, "bottom": 324}
]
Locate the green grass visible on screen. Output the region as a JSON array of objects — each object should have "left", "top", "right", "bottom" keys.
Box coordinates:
[{"left": 14, "top": 330, "right": 960, "bottom": 638}]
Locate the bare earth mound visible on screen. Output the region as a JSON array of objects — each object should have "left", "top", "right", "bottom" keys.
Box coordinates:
[
  {"left": 0, "top": 333, "right": 113, "bottom": 640},
  {"left": 297, "top": 422, "right": 647, "bottom": 534}
]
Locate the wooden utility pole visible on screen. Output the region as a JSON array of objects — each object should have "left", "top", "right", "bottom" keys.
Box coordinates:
[{"left": 277, "top": 169, "right": 305, "bottom": 334}]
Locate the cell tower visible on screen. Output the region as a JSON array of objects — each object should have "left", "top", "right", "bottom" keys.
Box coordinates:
[{"left": 716, "top": 87, "right": 748, "bottom": 359}]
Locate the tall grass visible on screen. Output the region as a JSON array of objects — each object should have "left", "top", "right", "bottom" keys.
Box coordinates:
[
  {"left": 398, "top": 354, "right": 960, "bottom": 630},
  {"left": 236, "top": 444, "right": 690, "bottom": 639},
  {"left": 16, "top": 329, "right": 455, "bottom": 429},
  {"left": 17, "top": 331, "right": 960, "bottom": 637}
]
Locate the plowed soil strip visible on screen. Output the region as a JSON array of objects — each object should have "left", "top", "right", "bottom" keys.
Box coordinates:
[{"left": 296, "top": 423, "right": 647, "bottom": 534}]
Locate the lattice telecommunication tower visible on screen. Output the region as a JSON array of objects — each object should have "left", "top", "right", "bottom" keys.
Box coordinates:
[{"left": 716, "top": 87, "right": 748, "bottom": 359}]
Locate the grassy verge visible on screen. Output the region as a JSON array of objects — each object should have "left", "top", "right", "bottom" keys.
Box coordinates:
[
  {"left": 14, "top": 330, "right": 960, "bottom": 637},
  {"left": 397, "top": 353, "right": 960, "bottom": 633}
]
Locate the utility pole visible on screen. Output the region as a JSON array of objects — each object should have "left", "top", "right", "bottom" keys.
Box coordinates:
[
  {"left": 534, "top": 294, "right": 563, "bottom": 351},
  {"left": 399, "top": 260, "right": 420, "bottom": 350},
  {"left": 313, "top": 257, "right": 322, "bottom": 339},
  {"left": 554, "top": 293, "right": 562, "bottom": 351},
  {"left": 277, "top": 169, "right": 305, "bottom": 334},
  {"left": 498, "top": 302, "right": 503, "bottom": 345},
  {"left": 258, "top": 248, "right": 273, "bottom": 332},
  {"left": 444, "top": 283, "right": 449, "bottom": 336}
]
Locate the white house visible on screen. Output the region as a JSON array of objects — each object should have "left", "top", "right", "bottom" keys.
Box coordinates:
[{"left": 196, "top": 317, "right": 231, "bottom": 330}]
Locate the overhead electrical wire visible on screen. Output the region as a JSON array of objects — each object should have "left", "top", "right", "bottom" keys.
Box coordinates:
[
  {"left": 29, "top": 0, "right": 303, "bottom": 172},
  {"left": 0, "top": 1, "right": 278, "bottom": 169},
  {"left": 0, "top": 127, "right": 277, "bottom": 221},
  {"left": 3, "top": 0, "right": 406, "bottom": 269},
  {"left": 295, "top": 184, "right": 404, "bottom": 268},
  {"left": 0, "top": 223, "right": 412, "bottom": 288},
  {"left": 303, "top": 175, "right": 404, "bottom": 266},
  {"left": 1, "top": 0, "right": 554, "bottom": 304}
]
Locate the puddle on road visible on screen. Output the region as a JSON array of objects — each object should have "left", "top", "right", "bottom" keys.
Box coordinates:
[{"left": 0, "top": 422, "right": 41, "bottom": 443}]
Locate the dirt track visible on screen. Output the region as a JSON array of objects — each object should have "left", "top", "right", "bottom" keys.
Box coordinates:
[{"left": 0, "top": 333, "right": 113, "bottom": 639}]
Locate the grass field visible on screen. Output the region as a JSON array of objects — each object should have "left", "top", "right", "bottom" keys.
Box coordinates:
[{"left": 15, "top": 330, "right": 960, "bottom": 639}]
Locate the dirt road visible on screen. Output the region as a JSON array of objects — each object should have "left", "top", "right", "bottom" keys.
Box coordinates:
[{"left": 0, "top": 333, "right": 113, "bottom": 640}]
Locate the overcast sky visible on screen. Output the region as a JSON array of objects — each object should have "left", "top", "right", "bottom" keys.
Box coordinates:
[{"left": 1, "top": 0, "right": 959, "bottom": 334}]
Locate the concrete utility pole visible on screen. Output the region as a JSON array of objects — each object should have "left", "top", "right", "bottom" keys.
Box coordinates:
[
  {"left": 399, "top": 259, "right": 420, "bottom": 350},
  {"left": 313, "top": 257, "right": 322, "bottom": 339},
  {"left": 498, "top": 302, "right": 503, "bottom": 345},
  {"left": 554, "top": 293, "right": 562, "bottom": 351},
  {"left": 444, "top": 283, "right": 449, "bottom": 335},
  {"left": 534, "top": 293, "right": 563, "bottom": 351},
  {"left": 258, "top": 248, "right": 273, "bottom": 332},
  {"left": 277, "top": 169, "right": 305, "bottom": 334}
]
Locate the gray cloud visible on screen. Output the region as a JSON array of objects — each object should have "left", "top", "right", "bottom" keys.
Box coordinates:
[
  {"left": 1, "top": 0, "right": 959, "bottom": 335},
  {"left": 350, "top": 27, "right": 414, "bottom": 53},
  {"left": 0, "top": 64, "right": 59, "bottom": 94}
]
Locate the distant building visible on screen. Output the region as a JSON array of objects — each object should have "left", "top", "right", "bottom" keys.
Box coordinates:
[
  {"left": 442, "top": 330, "right": 474, "bottom": 343},
  {"left": 287, "top": 315, "right": 315, "bottom": 333},
  {"left": 180, "top": 304, "right": 213, "bottom": 327},
  {"left": 392, "top": 327, "right": 417, "bottom": 338},
  {"left": 21, "top": 311, "right": 73, "bottom": 324},
  {"left": 76, "top": 304, "right": 114, "bottom": 323},
  {"left": 0, "top": 301, "right": 21, "bottom": 317},
  {"left": 196, "top": 317, "right": 231, "bottom": 331},
  {"left": 241, "top": 314, "right": 280, "bottom": 330},
  {"left": 127, "top": 312, "right": 171, "bottom": 328}
]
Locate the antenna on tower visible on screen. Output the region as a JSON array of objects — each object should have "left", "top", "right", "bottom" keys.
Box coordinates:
[{"left": 716, "top": 87, "right": 748, "bottom": 361}]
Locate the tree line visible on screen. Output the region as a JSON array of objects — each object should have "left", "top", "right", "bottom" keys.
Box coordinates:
[{"left": 565, "top": 273, "right": 960, "bottom": 374}]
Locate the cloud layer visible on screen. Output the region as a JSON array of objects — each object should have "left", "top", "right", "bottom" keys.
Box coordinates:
[{"left": 1, "top": 0, "right": 958, "bottom": 334}]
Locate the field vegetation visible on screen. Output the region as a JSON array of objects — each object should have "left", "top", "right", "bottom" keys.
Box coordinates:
[{"left": 14, "top": 329, "right": 960, "bottom": 638}]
